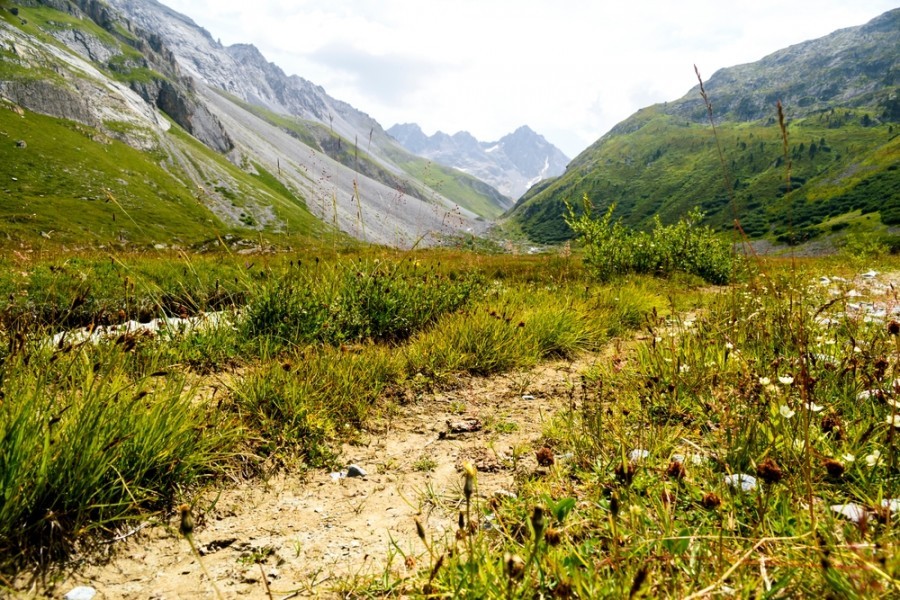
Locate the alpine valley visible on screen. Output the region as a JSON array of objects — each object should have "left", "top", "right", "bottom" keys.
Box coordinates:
[{"left": 0, "top": 1, "right": 897, "bottom": 252}]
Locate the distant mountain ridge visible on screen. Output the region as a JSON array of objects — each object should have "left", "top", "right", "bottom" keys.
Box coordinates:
[
  {"left": 507, "top": 8, "right": 900, "bottom": 245},
  {"left": 388, "top": 123, "right": 569, "bottom": 200}
]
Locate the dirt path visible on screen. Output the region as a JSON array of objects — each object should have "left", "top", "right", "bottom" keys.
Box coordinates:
[{"left": 26, "top": 354, "right": 605, "bottom": 599}]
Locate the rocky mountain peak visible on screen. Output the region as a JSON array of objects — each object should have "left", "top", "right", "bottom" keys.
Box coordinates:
[{"left": 387, "top": 123, "right": 569, "bottom": 200}]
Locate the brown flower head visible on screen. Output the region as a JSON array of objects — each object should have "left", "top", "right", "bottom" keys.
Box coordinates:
[
  {"left": 536, "top": 447, "right": 555, "bottom": 467},
  {"left": 823, "top": 458, "right": 845, "bottom": 479},
  {"left": 701, "top": 492, "right": 722, "bottom": 510},
  {"left": 666, "top": 460, "right": 686, "bottom": 481},
  {"left": 756, "top": 457, "right": 784, "bottom": 484}
]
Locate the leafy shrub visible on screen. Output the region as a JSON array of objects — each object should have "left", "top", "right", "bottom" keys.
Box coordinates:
[{"left": 565, "top": 195, "right": 736, "bottom": 284}]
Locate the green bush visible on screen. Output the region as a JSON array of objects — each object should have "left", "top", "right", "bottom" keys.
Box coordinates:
[{"left": 565, "top": 195, "right": 737, "bottom": 284}]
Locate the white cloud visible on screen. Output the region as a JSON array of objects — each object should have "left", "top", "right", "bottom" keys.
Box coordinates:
[{"left": 161, "top": 0, "right": 897, "bottom": 157}]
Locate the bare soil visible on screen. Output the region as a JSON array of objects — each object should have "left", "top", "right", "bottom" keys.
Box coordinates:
[{"left": 22, "top": 355, "right": 604, "bottom": 599}]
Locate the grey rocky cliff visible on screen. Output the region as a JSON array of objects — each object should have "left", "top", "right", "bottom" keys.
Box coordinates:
[{"left": 7, "top": 0, "right": 233, "bottom": 154}]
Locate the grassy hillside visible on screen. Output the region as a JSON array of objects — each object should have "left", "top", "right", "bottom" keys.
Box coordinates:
[
  {"left": 0, "top": 105, "right": 326, "bottom": 249},
  {"left": 509, "top": 106, "right": 899, "bottom": 244},
  {"left": 507, "top": 9, "right": 900, "bottom": 246}
]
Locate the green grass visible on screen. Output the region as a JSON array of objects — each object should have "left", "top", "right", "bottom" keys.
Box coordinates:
[
  {"left": 0, "top": 105, "right": 328, "bottom": 249},
  {"left": 0, "top": 249, "right": 682, "bottom": 573}
]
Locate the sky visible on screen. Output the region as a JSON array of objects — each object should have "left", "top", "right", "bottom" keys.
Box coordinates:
[{"left": 160, "top": 0, "right": 898, "bottom": 158}]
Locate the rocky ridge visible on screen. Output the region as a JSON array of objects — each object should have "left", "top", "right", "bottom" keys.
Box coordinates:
[{"left": 388, "top": 123, "right": 569, "bottom": 200}]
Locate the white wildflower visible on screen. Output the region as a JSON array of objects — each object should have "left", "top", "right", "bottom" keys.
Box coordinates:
[
  {"left": 887, "top": 414, "right": 900, "bottom": 428},
  {"left": 842, "top": 453, "right": 855, "bottom": 463},
  {"left": 759, "top": 377, "right": 771, "bottom": 386},
  {"left": 778, "top": 375, "right": 794, "bottom": 385},
  {"left": 724, "top": 342, "right": 734, "bottom": 350},
  {"left": 724, "top": 474, "right": 757, "bottom": 493},
  {"left": 805, "top": 402, "right": 825, "bottom": 413},
  {"left": 865, "top": 449, "right": 883, "bottom": 467},
  {"left": 779, "top": 405, "right": 795, "bottom": 419}
]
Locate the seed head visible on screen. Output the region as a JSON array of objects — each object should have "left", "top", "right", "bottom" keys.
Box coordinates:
[
  {"left": 504, "top": 552, "right": 526, "bottom": 581},
  {"left": 178, "top": 503, "right": 194, "bottom": 537},
  {"left": 544, "top": 527, "right": 562, "bottom": 546},
  {"left": 756, "top": 457, "right": 784, "bottom": 484},
  {"left": 415, "top": 518, "right": 427, "bottom": 541},
  {"left": 889, "top": 320, "right": 900, "bottom": 336},
  {"left": 614, "top": 462, "right": 636, "bottom": 485},
  {"left": 666, "top": 460, "right": 686, "bottom": 480},
  {"left": 462, "top": 461, "right": 476, "bottom": 501},
  {"left": 536, "top": 447, "right": 555, "bottom": 467},
  {"left": 701, "top": 492, "right": 721, "bottom": 510},
  {"left": 610, "top": 493, "right": 620, "bottom": 518},
  {"left": 822, "top": 458, "right": 845, "bottom": 479},
  {"left": 530, "top": 505, "right": 546, "bottom": 540}
]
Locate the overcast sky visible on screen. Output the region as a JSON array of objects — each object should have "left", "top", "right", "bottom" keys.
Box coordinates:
[{"left": 160, "top": 0, "right": 897, "bottom": 157}]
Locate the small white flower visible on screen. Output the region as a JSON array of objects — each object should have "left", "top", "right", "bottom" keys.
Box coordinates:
[
  {"left": 654, "top": 336, "right": 663, "bottom": 343},
  {"left": 725, "top": 342, "right": 734, "bottom": 350},
  {"left": 887, "top": 414, "right": 900, "bottom": 428},
  {"left": 778, "top": 375, "right": 794, "bottom": 385},
  {"left": 805, "top": 402, "right": 825, "bottom": 413},
  {"left": 779, "top": 405, "right": 795, "bottom": 419},
  {"left": 629, "top": 449, "right": 649, "bottom": 462},
  {"left": 853, "top": 346, "right": 862, "bottom": 354},
  {"left": 759, "top": 377, "right": 771, "bottom": 386},
  {"left": 679, "top": 364, "right": 690, "bottom": 374},
  {"left": 842, "top": 453, "right": 856, "bottom": 463},
  {"left": 888, "top": 398, "right": 900, "bottom": 409},
  {"left": 865, "top": 449, "right": 883, "bottom": 467},
  {"left": 724, "top": 473, "right": 757, "bottom": 492}
]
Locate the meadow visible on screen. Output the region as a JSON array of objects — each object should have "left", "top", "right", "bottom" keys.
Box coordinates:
[{"left": 1, "top": 232, "right": 899, "bottom": 598}]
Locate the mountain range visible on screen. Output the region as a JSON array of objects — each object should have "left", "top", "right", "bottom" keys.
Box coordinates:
[
  {"left": 0, "top": 0, "right": 519, "bottom": 249},
  {"left": 1, "top": 1, "right": 897, "bottom": 252},
  {"left": 506, "top": 8, "right": 900, "bottom": 246},
  {"left": 387, "top": 123, "right": 569, "bottom": 200}
]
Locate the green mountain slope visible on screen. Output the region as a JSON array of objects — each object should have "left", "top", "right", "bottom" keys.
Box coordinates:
[
  {"left": 0, "top": 103, "right": 326, "bottom": 249},
  {"left": 507, "top": 9, "right": 900, "bottom": 245}
]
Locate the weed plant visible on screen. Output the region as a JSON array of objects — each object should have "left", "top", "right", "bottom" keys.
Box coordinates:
[
  {"left": 243, "top": 258, "right": 481, "bottom": 347},
  {"left": 1, "top": 249, "right": 674, "bottom": 574}
]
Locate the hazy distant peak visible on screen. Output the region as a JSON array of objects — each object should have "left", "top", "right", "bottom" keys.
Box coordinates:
[{"left": 387, "top": 123, "right": 570, "bottom": 199}]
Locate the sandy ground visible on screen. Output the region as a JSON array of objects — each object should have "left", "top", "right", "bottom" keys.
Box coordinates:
[{"left": 20, "top": 355, "right": 602, "bottom": 599}]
